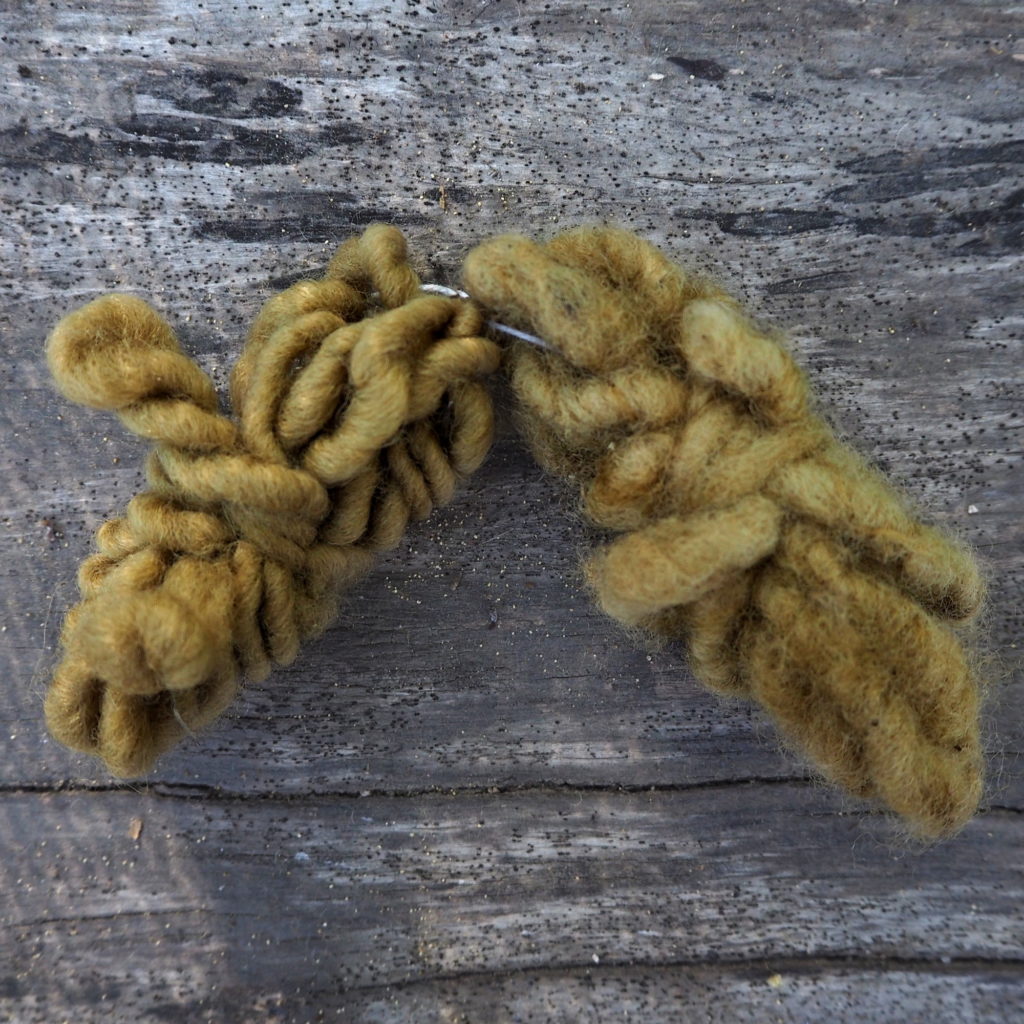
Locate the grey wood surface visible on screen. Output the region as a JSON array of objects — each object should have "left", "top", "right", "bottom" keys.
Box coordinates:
[{"left": 1, "top": 1, "right": 1022, "bottom": 1021}]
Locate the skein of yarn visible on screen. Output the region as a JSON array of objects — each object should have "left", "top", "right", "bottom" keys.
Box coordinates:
[
  {"left": 44, "top": 225, "right": 499, "bottom": 776},
  {"left": 463, "top": 227, "right": 985, "bottom": 838},
  {"left": 43, "top": 223, "right": 985, "bottom": 837}
]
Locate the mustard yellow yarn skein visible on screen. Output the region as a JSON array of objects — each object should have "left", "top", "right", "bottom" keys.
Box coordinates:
[
  {"left": 463, "top": 227, "right": 986, "bottom": 838},
  {"left": 44, "top": 222, "right": 986, "bottom": 838},
  {"left": 45, "top": 224, "right": 500, "bottom": 776}
]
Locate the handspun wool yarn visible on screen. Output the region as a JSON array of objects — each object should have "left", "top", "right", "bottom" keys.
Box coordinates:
[
  {"left": 464, "top": 227, "right": 985, "bottom": 838},
  {"left": 44, "top": 224, "right": 499, "bottom": 777},
  {"left": 43, "top": 224, "right": 985, "bottom": 837}
]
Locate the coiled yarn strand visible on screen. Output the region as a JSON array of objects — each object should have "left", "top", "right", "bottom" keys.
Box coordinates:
[
  {"left": 45, "top": 225, "right": 500, "bottom": 776},
  {"left": 464, "top": 227, "right": 985, "bottom": 837}
]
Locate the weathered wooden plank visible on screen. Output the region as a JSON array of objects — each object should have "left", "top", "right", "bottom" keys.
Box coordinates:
[
  {"left": 5, "top": 963, "right": 1022, "bottom": 1024},
  {"left": 3, "top": 431, "right": 1021, "bottom": 806},
  {"left": 0, "top": 0, "right": 1021, "bottom": 1020},
  {"left": 3, "top": 435, "right": 815, "bottom": 794},
  {"left": 256, "top": 965, "right": 1024, "bottom": 1024},
  {"left": 1, "top": 787, "right": 1021, "bottom": 1022}
]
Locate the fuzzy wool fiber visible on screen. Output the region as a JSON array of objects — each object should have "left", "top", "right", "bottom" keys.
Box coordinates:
[
  {"left": 45, "top": 225, "right": 498, "bottom": 776},
  {"left": 44, "top": 225, "right": 985, "bottom": 837},
  {"left": 464, "top": 227, "right": 985, "bottom": 838}
]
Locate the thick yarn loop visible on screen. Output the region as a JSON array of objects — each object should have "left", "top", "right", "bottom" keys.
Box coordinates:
[
  {"left": 44, "top": 224, "right": 500, "bottom": 777},
  {"left": 463, "top": 226, "right": 985, "bottom": 837}
]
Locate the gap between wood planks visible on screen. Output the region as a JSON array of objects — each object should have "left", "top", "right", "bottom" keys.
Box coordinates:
[
  {"left": 283, "top": 953, "right": 1024, "bottom": 997},
  {"left": 0, "top": 775, "right": 814, "bottom": 801}
]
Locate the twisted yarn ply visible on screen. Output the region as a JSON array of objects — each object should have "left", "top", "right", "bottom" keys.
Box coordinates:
[
  {"left": 43, "top": 224, "right": 985, "bottom": 837},
  {"left": 464, "top": 227, "right": 985, "bottom": 838},
  {"left": 44, "top": 224, "right": 499, "bottom": 776}
]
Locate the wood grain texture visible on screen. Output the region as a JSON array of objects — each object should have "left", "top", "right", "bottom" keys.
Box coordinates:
[{"left": 0, "top": 1, "right": 1021, "bottom": 1020}]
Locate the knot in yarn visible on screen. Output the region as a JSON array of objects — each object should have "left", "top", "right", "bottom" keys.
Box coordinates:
[
  {"left": 45, "top": 224, "right": 500, "bottom": 776},
  {"left": 464, "top": 227, "right": 985, "bottom": 837}
]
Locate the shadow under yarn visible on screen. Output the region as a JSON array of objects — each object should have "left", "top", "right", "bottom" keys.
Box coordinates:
[{"left": 44, "top": 224, "right": 986, "bottom": 838}]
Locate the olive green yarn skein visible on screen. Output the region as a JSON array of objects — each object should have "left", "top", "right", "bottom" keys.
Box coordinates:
[
  {"left": 464, "top": 226, "right": 986, "bottom": 839},
  {"left": 43, "top": 223, "right": 987, "bottom": 839},
  {"left": 44, "top": 224, "right": 500, "bottom": 776}
]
